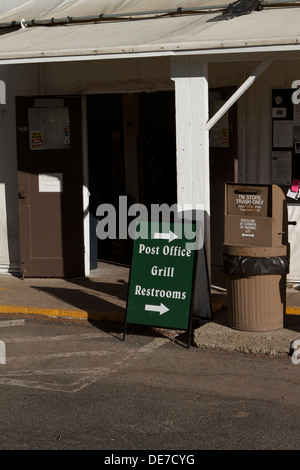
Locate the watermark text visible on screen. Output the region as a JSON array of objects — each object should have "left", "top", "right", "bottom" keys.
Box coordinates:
[
  {"left": 96, "top": 197, "right": 205, "bottom": 250},
  {"left": 0, "top": 340, "right": 6, "bottom": 364},
  {"left": 0, "top": 80, "right": 5, "bottom": 104},
  {"left": 291, "top": 339, "right": 300, "bottom": 365}
]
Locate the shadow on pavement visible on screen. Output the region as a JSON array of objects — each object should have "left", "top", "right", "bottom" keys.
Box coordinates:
[{"left": 30, "top": 279, "right": 191, "bottom": 347}]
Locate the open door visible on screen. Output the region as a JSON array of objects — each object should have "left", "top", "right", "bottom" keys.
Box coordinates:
[{"left": 16, "top": 96, "right": 84, "bottom": 278}]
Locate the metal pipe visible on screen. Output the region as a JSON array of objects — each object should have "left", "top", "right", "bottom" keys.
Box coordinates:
[
  {"left": 0, "top": 1, "right": 299, "bottom": 29},
  {"left": 262, "top": 0, "right": 300, "bottom": 4},
  {"left": 0, "top": 4, "right": 230, "bottom": 28}
]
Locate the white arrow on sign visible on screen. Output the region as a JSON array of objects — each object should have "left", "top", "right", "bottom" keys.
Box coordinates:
[
  {"left": 145, "top": 303, "right": 169, "bottom": 316},
  {"left": 153, "top": 231, "right": 178, "bottom": 243},
  {"left": 242, "top": 233, "right": 255, "bottom": 237}
]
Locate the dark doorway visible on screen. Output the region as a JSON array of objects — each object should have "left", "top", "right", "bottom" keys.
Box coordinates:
[
  {"left": 138, "top": 92, "right": 177, "bottom": 209},
  {"left": 87, "top": 94, "right": 127, "bottom": 265},
  {"left": 87, "top": 91, "right": 177, "bottom": 268}
]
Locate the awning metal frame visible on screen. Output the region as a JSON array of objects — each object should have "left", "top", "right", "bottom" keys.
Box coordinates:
[{"left": 206, "top": 59, "right": 273, "bottom": 130}]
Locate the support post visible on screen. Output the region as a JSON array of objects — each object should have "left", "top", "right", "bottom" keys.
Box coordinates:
[
  {"left": 206, "top": 59, "right": 273, "bottom": 131},
  {"left": 171, "top": 56, "right": 211, "bottom": 320}
]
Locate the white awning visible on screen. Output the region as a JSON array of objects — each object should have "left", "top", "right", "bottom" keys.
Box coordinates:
[{"left": 0, "top": 2, "right": 300, "bottom": 63}]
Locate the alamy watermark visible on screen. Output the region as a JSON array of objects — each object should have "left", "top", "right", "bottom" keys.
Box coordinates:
[
  {"left": 290, "top": 83, "right": 300, "bottom": 365},
  {"left": 0, "top": 340, "right": 5, "bottom": 365},
  {"left": 96, "top": 197, "right": 205, "bottom": 250},
  {"left": 291, "top": 339, "right": 300, "bottom": 365},
  {"left": 0, "top": 80, "right": 6, "bottom": 104},
  {"left": 292, "top": 80, "right": 300, "bottom": 104}
]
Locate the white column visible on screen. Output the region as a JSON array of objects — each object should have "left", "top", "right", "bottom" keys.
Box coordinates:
[
  {"left": 171, "top": 56, "right": 210, "bottom": 215},
  {"left": 171, "top": 56, "right": 211, "bottom": 319}
]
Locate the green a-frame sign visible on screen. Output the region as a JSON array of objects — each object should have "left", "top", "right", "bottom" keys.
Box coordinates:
[{"left": 124, "top": 221, "right": 197, "bottom": 347}]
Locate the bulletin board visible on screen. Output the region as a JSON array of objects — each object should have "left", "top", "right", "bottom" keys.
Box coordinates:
[{"left": 272, "top": 88, "right": 300, "bottom": 200}]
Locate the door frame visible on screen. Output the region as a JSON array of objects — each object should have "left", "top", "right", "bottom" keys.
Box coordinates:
[{"left": 81, "top": 95, "right": 90, "bottom": 277}]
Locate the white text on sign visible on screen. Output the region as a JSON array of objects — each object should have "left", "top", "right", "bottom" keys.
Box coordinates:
[{"left": 139, "top": 244, "right": 192, "bottom": 257}]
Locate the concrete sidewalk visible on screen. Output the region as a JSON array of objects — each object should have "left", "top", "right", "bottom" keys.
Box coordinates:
[
  {"left": 0, "top": 262, "right": 130, "bottom": 322},
  {"left": 0, "top": 262, "right": 300, "bottom": 357}
]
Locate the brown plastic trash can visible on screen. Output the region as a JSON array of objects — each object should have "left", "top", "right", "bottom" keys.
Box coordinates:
[
  {"left": 223, "top": 183, "right": 288, "bottom": 332},
  {"left": 226, "top": 273, "right": 286, "bottom": 331}
]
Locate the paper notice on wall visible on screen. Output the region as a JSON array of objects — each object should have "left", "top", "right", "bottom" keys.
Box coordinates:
[
  {"left": 38, "top": 173, "right": 63, "bottom": 192},
  {"left": 273, "top": 120, "right": 293, "bottom": 148},
  {"left": 272, "top": 107, "right": 286, "bottom": 118},
  {"left": 272, "top": 151, "right": 292, "bottom": 185},
  {"left": 275, "top": 95, "right": 283, "bottom": 105},
  {"left": 287, "top": 189, "right": 298, "bottom": 200},
  {"left": 30, "top": 130, "right": 44, "bottom": 150},
  {"left": 64, "top": 119, "right": 70, "bottom": 145},
  {"left": 291, "top": 179, "right": 300, "bottom": 192}
]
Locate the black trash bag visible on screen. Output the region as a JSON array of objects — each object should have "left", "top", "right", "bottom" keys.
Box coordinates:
[{"left": 223, "top": 254, "right": 289, "bottom": 277}]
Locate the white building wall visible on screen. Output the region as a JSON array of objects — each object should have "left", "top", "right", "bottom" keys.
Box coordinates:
[{"left": 1, "top": 57, "right": 300, "bottom": 279}]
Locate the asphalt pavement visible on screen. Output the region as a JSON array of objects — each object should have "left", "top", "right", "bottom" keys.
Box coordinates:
[
  {"left": 1, "top": 315, "right": 299, "bottom": 450},
  {"left": 0, "top": 262, "right": 300, "bottom": 357}
]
